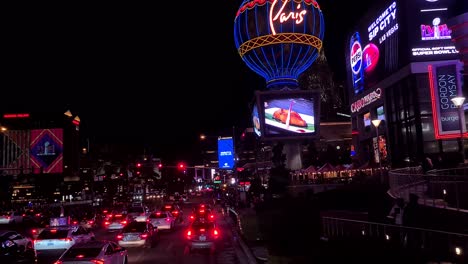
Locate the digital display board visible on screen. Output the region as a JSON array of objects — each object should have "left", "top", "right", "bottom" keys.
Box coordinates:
[
  {"left": 30, "top": 128, "right": 64, "bottom": 174},
  {"left": 256, "top": 89, "right": 320, "bottom": 140},
  {"left": 252, "top": 104, "right": 261, "bottom": 137},
  {"left": 218, "top": 137, "right": 235, "bottom": 170},
  {"left": 406, "top": 0, "right": 459, "bottom": 61},
  {"left": 363, "top": 112, "right": 371, "bottom": 127},
  {"left": 347, "top": 0, "right": 401, "bottom": 96},
  {"left": 377, "top": 105, "right": 385, "bottom": 121},
  {"left": 428, "top": 62, "right": 467, "bottom": 139}
]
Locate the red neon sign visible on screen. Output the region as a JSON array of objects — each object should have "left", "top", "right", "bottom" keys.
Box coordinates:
[
  {"left": 3, "top": 113, "right": 30, "bottom": 118},
  {"left": 428, "top": 64, "right": 467, "bottom": 139}
]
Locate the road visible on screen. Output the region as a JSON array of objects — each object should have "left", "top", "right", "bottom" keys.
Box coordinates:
[{"left": 36, "top": 196, "right": 242, "bottom": 264}]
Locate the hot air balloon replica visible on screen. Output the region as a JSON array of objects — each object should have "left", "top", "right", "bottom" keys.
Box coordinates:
[
  {"left": 235, "top": 0, "right": 325, "bottom": 170},
  {"left": 234, "top": 0, "right": 325, "bottom": 89}
]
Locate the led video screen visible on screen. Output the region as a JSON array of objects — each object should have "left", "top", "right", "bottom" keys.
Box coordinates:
[
  {"left": 256, "top": 90, "right": 320, "bottom": 140},
  {"left": 252, "top": 104, "right": 261, "bottom": 137}
]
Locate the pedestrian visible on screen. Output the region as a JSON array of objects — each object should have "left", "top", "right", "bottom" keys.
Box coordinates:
[{"left": 387, "top": 198, "right": 405, "bottom": 225}]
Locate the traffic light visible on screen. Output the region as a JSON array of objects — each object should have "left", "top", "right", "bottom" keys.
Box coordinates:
[
  {"left": 158, "top": 163, "right": 163, "bottom": 169},
  {"left": 136, "top": 163, "right": 142, "bottom": 168},
  {"left": 177, "top": 163, "right": 186, "bottom": 170}
]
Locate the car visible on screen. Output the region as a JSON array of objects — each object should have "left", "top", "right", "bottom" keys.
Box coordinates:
[
  {"left": 104, "top": 214, "right": 133, "bottom": 231},
  {"left": 116, "top": 221, "right": 158, "bottom": 248},
  {"left": 55, "top": 240, "right": 128, "bottom": 264},
  {"left": 185, "top": 221, "right": 221, "bottom": 253},
  {"left": 126, "top": 206, "right": 149, "bottom": 222},
  {"left": 0, "top": 230, "right": 36, "bottom": 262},
  {"left": 161, "top": 204, "right": 183, "bottom": 222},
  {"left": 189, "top": 204, "right": 215, "bottom": 222},
  {"left": 148, "top": 211, "right": 176, "bottom": 231},
  {"left": 0, "top": 211, "right": 24, "bottom": 225},
  {"left": 34, "top": 225, "right": 95, "bottom": 254}
]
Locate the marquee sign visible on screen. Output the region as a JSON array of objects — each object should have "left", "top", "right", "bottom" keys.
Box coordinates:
[{"left": 351, "top": 88, "right": 382, "bottom": 113}]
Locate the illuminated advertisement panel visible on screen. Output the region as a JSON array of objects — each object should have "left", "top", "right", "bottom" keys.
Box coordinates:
[
  {"left": 377, "top": 105, "right": 385, "bottom": 121},
  {"left": 30, "top": 128, "right": 63, "bottom": 173},
  {"left": 363, "top": 112, "right": 371, "bottom": 127},
  {"left": 406, "top": 0, "right": 459, "bottom": 61},
  {"left": 252, "top": 104, "right": 261, "bottom": 137},
  {"left": 347, "top": 0, "right": 401, "bottom": 95},
  {"left": 256, "top": 89, "right": 320, "bottom": 140},
  {"left": 428, "top": 62, "right": 467, "bottom": 139},
  {"left": 218, "top": 137, "right": 235, "bottom": 170}
]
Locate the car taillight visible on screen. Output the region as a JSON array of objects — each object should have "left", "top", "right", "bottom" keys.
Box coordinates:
[
  {"left": 209, "top": 214, "right": 214, "bottom": 220},
  {"left": 32, "top": 229, "right": 37, "bottom": 234},
  {"left": 186, "top": 230, "right": 192, "bottom": 239},
  {"left": 61, "top": 237, "right": 72, "bottom": 242},
  {"left": 72, "top": 221, "right": 78, "bottom": 225},
  {"left": 140, "top": 233, "right": 148, "bottom": 239},
  {"left": 172, "top": 211, "right": 179, "bottom": 215},
  {"left": 116, "top": 234, "right": 123, "bottom": 240},
  {"left": 88, "top": 220, "right": 94, "bottom": 225},
  {"left": 121, "top": 220, "right": 127, "bottom": 225},
  {"left": 213, "top": 229, "right": 219, "bottom": 238},
  {"left": 199, "top": 209, "right": 205, "bottom": 214},
  {"left": 200, "top": 228, "right": 205, "bottom": 232},
  {"left": 90, "top": 260, "right": 104, "bottom": 264},
  {"left": 53, "top": 261, "right": 63, "bottom": 264},
  {"left": 104, "top": 221, "right": 110, "bottom": 225},
  {"left": 189, "top": 215, "right": 194, "bottom": 220},
  {"left": 166, "top": 218, "right": 171, "bottom": 222}
]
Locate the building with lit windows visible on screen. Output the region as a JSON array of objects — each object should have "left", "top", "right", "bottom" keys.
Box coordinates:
[{"left": 346, "top": 0, "right": 467, "bottom": 168}]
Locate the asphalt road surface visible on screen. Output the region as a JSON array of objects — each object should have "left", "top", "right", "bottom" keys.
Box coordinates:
[{"left": 35, "top": 196, "right": 241, "bottom": 264}]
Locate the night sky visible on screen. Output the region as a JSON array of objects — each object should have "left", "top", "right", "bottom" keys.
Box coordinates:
[{"left": 2, "top": 0, "right": 373, "bottom": 162}]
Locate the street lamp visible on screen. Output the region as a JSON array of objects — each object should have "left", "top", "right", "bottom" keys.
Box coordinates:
[
  {"left": 372, "top": 119, "right": 383, "bottom": 181},
  {"left": 451, "top": 96, "right": 466, "bottom": 163}
]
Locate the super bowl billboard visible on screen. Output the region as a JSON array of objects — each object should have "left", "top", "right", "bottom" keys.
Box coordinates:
[{"left": 347, "top": 0, "right": 401, "bottom": 95}]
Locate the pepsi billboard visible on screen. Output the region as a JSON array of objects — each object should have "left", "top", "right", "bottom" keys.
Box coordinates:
[
  {"left": 218, "top": 137, "right": 235, "bottom": 170},
  {"left": 347, "top": 0, "right": 401, "bottom": 96}
]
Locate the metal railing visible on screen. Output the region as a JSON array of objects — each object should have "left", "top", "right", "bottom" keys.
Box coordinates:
[
  {"left": 388, "top": 166, "right": 468, "bottom": 211},
  {"left": 322, "top": 216, "right": 467, "bottom": 262}
]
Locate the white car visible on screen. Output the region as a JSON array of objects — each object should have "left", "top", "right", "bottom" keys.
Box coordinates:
[
  {"left": 34, "top": 225, "right": 95, "bottom": 253},
  {"left": 55, "top": 240, "right": 128, "bottom": 264},
  {"left": 0, "top": 230, "right": 36, "bottom": 262},
  {"left": 127, "top": 206, "right": 149, "bottom": 222},
  {"left": 0, "top": 211, "right": 24, "bottom": 224},
  {"left": 148, "top": 211, "right": 176, "bottom": 231}
]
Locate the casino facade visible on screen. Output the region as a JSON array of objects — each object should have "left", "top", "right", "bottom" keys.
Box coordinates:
[{"left": 346, "top": 0, "right": 467, "bottom": 168}]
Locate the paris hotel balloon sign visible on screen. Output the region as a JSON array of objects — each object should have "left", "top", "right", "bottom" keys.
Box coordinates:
[{"left": 234, "top": 0, "right": 325, "bottom": 87}]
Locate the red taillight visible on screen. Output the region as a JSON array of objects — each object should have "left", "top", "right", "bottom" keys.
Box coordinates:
[
  {"left": 199, "top": 209, "right": 205, "bottom": 214},
  {"left": 22, "top": 214, "right": 26, "bottom": 217},
  {"left": 76, "top": 254, "right": 85, "bottom": 258},
  {"left": 172, "top": 211, "right": 179, "bottom": 215},
  {"left": 104, "top": 221, "right": 110, "bottom": 225},
  {"left": 200, "top": 228, "right": 205, "bottom": 232},
  {"left": 72, "top": 221, "right": 78, "bottom": 225},
  {"left": 166, "top": 218, "right": 171, "bottom": 222},
  {"left": 186, "top": 230, "right": 192, "bottom": 238},
  {"left": 213, "top": 229, "right": 219, "bottom": 237},
  {"left": 189, "top": 215, "right": 194, "bottom": 220},
  {"left": 61, "top": 237, "right": 72, "bottom": 242},
  {"left": 116, "top": 234, "right": 123, "bottom": 240},
  {"left": 90, "top": 260, "right": 104, "bottom": 264},
  {"left": 54, "top": 261, "right": 63, "bottom": 264},
  {"left": 140, "top": 233, "right": 148, "bottom": 239},
  {"left": 88, "top": 220, "right": 94, "bottom": 225},
  {"left": 35, "top": 213, "right": 41, "bottom": 217},
  {"left": 121, "top": 220, "right": 127, "bottom": 225},
  {"left": 115, "top": 214, "right": 122, "bottom": 217},
  {"left": 32, "top": 229, "right": 37, "bottom": 234},
  {"left": 200, "top": 204, "right": 205, "bottom": 208},
  {"left": 209, "top": 214, "right": 214, "bottom": 220},
  {"left": 103, "top": 210, "right": 108, "bottom": 214},
  {"left": 107, "top": 214, "right": 113, "bottom": 218}
]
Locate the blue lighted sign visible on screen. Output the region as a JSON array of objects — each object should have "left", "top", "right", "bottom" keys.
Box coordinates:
[{"left": 218, "top": 137, "right": 235, "bottom": 169}]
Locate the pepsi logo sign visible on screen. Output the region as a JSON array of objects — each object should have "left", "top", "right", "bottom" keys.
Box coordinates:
[{"left": 350, "top": 41, "right": 363, "bottom": 75}]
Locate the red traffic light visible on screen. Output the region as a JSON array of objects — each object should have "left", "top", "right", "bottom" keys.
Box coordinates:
[
  {"left": 158, "top": 164, "right": 162, "bottom": 168},
  {"left": 178, "top": 163, "right": 186, "bottom": 170},
  {"left": 136, "top": 163, "right": 142, "bottom": 168}
]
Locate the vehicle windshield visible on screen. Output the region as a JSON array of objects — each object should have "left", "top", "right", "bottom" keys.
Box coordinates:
[
  {"left": 38, "top": 229, "right": 69, "bottom": 239},
  {"left": 62, "top": 247, "right": 102, "bottom": 259},
  {"left": 122, "top": 222, "right": 146, "bottom": 232}
]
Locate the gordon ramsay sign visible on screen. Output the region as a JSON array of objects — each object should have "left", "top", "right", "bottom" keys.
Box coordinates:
[{"left": 428, "top": 62, "right": 466, "bottom": 139}]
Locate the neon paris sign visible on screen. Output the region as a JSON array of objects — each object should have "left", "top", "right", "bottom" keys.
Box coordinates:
[
  {"left": 351, "top": 88, "right": 382, "bottom": 113},
  {"left": 269, "top": 0, "right": 310, "bottom": 35}
]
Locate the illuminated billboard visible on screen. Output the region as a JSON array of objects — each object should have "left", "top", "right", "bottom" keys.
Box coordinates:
[
  {"left": 252, "top": 104, "right": 261, "bottom": 137},
  {"left": 30, "top": 128, "right": 64, "bottom": 174},
  {"left": 256, "top": 89, "right": 320, "bottom": 140},
  {"left": 406, "top": 0, "right": 459, "bottom": 60},
  {"left": 347, "top": 0, "right": 401, "bottom": 95},
  {"left": 218, "top": 137, "right": 235, "bottom": 170},
  {"left": 428, "top": 62, "right": 467, "bottom": 139}
]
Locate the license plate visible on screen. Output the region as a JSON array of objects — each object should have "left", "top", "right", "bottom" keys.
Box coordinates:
[
  {"left": 47, "top": 242, "right": 54, "bottom": 246},
  {"left": 199, "top": 235, "right": 206, "bottom": 241},
  {"left": 155, "top": 221, "right": 160, "bottom": 224}
]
